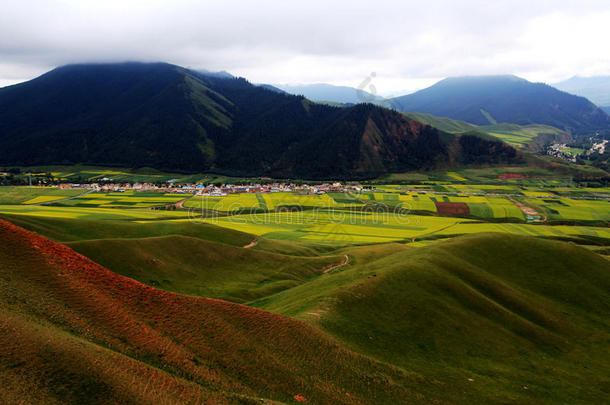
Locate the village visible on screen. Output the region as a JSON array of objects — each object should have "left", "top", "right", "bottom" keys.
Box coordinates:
[
  {"left": 58, "top": 181, "right": 367, "bottom": 195},
  {"left": 546, "top": 138, "right": 608, "bottom": 162}
]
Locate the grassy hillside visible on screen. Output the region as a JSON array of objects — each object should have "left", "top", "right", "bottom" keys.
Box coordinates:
[
  {"left": 0, "top": 214, "right": 344, "bottom": 303},
  {"left": 405, "top": 112, "right": 480, "bottom": 133},
  {"left": 0, "top": 213, "right": 329, "bottom": 256},
  {"left": 2, "top": 215, "right": 610, "bottom": 403},
  {"left": 0, "top": 213, "right": 254, "bottom": 245},
  {"left": 0, "top": 219, "right": 427, "bottom": 404},
  {"left": 0, "top": 186, "right": 83, "bottom": 204},
  {"left": 405, "top": 112, "right": 571, "bottom": 149},
  {"left": 484, "top": 123, "right": 571, "bottom": 150},
  {"left": 1, "top": 165, "right": 255, "bottom": 185},
  {"left": 66, "top": 235, "right": 342, "bottom": 302},
  {"left": 253, "top": 233, "right": 610, "bottom": 404}
]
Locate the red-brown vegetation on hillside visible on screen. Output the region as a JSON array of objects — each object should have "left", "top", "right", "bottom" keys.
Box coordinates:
[{"left": 0, "top": 219, "right": 418, "bottom": 404}]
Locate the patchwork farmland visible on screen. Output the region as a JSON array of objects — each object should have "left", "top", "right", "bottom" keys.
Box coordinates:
[{"left": 51, "top": 190, "right": 191, "bottom": 208}]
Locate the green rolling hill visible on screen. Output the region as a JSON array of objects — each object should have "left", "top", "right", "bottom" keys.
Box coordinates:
[
  {"left": 65, "top": 235, "right": 343, "bottom": 303},
  {"left": 0, "top": 218, "right": 424, "bottom": 404},
  {"left": 1, "top": 214, "right": 609, "bottom": 404},
  {"left": 253, "top": 233, "right": 610, "bottom": 404}
]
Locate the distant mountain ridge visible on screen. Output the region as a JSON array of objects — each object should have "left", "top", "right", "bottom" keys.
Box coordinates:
[
  {"left": 197, "top": 68, "right": 234, "bottom": 79},
  {"left": 554, "top": 76, "right": 610, "bottom": 106},
  {"left": 256, "top": 83, "right": 287, "bottom": 94},
  {"left": 274, "top": 83, "right": 385, "bottom": 104},
  {"left": 0, "top": 63, "right": 522, "bottom": 179},
  {"left": 388, "top": 75, "right": 610, "bottom": 136}
]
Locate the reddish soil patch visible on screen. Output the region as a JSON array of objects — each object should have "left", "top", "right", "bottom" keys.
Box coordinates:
[
  {"left": 509, "top": 198, "right": 546, "bottom": 222},
  {"left": 435, "top": 202, "right": 470, "bottom": 216},
  {"left": 499, "top": 173, "right": 528, "bottom": 179},
  {"left": 322, "top": 254, "right": 350, "bottom": 273},
  {"left": 242, "top": 238, "right": 258, "bottom": 248}
]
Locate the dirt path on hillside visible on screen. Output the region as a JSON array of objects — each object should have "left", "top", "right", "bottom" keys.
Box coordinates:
[
  {"left": 174, "top": 197, "right": 189, "bottom": 209},
  {"left": 150, "top": 195, "right": 194, "bottom": 211},
  {"left": 509, "top": 198, "right": 546, "bottom": 222},
  {"left": 243, "top": 238, "right": 259, "bottom": 249},
  {"left": 322, "top": 254, "right": 350, "bottom": 274}
]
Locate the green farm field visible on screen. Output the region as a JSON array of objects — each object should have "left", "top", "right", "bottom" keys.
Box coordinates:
[
  {"left": 2, "top": 185, "right": 609, "bottom": 239},
  {"left": 521, "top": 197, "right": 610, "bottom": 223},
  {"left": 183, "top": 191, "right": 363, "bottom": 212},
  {"left": 0, "top": 186, "right": 83, "bottom": 204},
  {"left": 0, "top": 204, "right": 192, "bottom": 220},
  {"left": 187, "top": 210, "right": 610, "bottom": 244},
  {"left": 6, "top": 165, "right": 281, "bottom": 184},
  {"left": 52, "top": 190, "right": 191, "bottom": 208}
]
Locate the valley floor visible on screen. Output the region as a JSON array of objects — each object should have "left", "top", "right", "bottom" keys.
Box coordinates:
[{"left": 1, "top": 173, "right": 609, "bottom": 404}]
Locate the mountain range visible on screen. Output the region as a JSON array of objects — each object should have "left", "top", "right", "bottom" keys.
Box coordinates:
[
  {"left": 387, "top": 75, "right": 610, "bottom": 135},
  {"left": 272, "top": 75, "right": 610, "bottom": 137},
  {"left": 554, "top": 76, "right": 610, "bottom": 107},
  {"left": 0, "top": 63, "right": 520, "bottom": 179},
  {"left": 273, "top": 83, "right": 385, "bottom": 104}
]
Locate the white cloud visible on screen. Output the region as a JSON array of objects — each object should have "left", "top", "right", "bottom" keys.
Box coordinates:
[{"left": 1, "top": 0, "right": 609, "bottom": 93}]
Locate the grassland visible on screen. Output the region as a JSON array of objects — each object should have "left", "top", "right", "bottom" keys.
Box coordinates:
[
  {"left": 403, "top": 112, "right": 570, "bottom": 148},
  {"left": 520, "top": 197, "right": 610, "bottom": 223},
  {"left": 0, "top": 219, "right": 423, "bottom": 404},
  {"left": 0, "top": 204, "right": 191, "bottom": 220},
  {"left": 252, "top": 234, "right": 610, "bottom": 404},
  {"left": 67, "top": 235, "right": 343, "bottom": 302},
  {"left": 2, "top": 180, "right": 610, "bottom": 404},
  {"left": 184, "top": 191, "right": 363, "bottom": 212},
  {"left": 2, "top": 183, "right": 608, "bottom": 243},
  {"left": 5, "top": 165, "right": 252, "bottom": 184},
  {"left": 184, "top": 192, "right": 263, "bottom": 212},
  {"left": 380, "top": 164, "right": 609, "bottom": 183},
  {"left": 484, "top": 123, "right": 567, "bottom": 147},
  {"left": 52, "top": 190, "right": 190, "bottom": 208},
  {"left": 0, "top": 186, "right": 83, "bottom": 204},
  {"left": 189, "top": 210, "right": 610, "bottom": 244}
]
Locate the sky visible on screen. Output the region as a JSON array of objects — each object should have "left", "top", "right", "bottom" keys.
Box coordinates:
[{"left": 1, "top": 0, "right": 610, "bottom": 96}]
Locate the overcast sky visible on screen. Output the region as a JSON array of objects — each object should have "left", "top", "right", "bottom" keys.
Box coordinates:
[{"left": 1, "top": 0, "right": 609, "bottom": 96}]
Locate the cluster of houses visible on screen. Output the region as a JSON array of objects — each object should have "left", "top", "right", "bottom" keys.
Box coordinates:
[
  {"left": 546, "top": 143, "right": 578, "bottom": 162},
  {"left": 592, "top": 140, "right": 608, "bottom": 154},
  {"left": 547, "top": 139, "right": 609, "bottom": 162},
  {"left": 58, "top": 181, "right": 365, "bottom": 195},
  {"left": 196, "top": 182, "right": 361, "bottom": 196}
]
